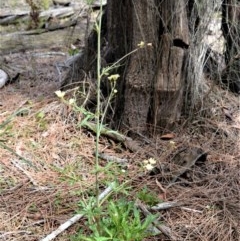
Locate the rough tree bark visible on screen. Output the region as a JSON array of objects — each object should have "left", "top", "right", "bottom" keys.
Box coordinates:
[
  {"left": 106, "top": 0, "right": 191, "bottom": 133},
  {"left": 221, "top": 0, "right": 240, "bottom": 93},
  {"left": 62, "top": 0, "right": 213, "bottom": 135},
  {"left": 152, "top": 1, "right": 189, "bottom": 131}
]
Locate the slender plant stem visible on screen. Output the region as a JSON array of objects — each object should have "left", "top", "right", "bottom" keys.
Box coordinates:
[
  {"left": 109, "top": 48, "right": 139, "bottom": 70},
  {"left": 100, "top": 85, "right": 115, "bottom": 127},
  {"left": 95, "top": 0, "right": 103, "bottom": 208},
  {"left": 94, "top": 1, "right": 140, "bottom": 208}
]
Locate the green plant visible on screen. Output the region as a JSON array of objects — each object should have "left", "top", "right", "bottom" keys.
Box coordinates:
[
  {"left": 72, "top": 199, "right": 155, "bottom": 241},
  {"left": 68, "top": 47, "right": 80, "bottom": 56},
  {"left": 54, "top": 1, "right": 154, "bottom": 239},
  {"left": 35, "top": 111, "right": 48, "bottom": 130},
  {"left": 54, "top": 162, "right": 84, "bottom": 185},
  {"left": 41, "top": 0, "right": 50, "bottom": 10},
  {"left": 0, "top": 108, "right": 31, "bottom": 140},
  {"left": 137, "top": 187, "right": 160, "bottom": 206},
  {"left": 91, "top": 1, "right": 147, "bottom": 208},
  {"left": 28, "top": 203, "right": 38, "bottom": 212}
]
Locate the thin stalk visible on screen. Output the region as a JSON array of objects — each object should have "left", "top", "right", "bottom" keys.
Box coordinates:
[
  {"left": 95, "top": 0, "right": 103, "bottom": 208},
  {"left": 98, "top": 48, "right": 140, "bottom": 130},
  {"left": 100, "top": 84, "right": 116, "bottom": 127},
  {"left": 102, "top": 48, "right": 139, "bottom": 75}
]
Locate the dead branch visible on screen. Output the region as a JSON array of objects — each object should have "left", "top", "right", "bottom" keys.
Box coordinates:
[
  {"left": 97, "top": 152, "right": 128, "bottom": 165},
  {"left": 11, "top": 159, "right": 39, "bottom": 186},
  {"left": 136, "top": 199, "right": 177, "bottom": 241},
  {"left": 0, "top": 6, "right": 85, "bottom": 26},
  {"left": 150, "top": 201, "right": 180, "bottom": 211},
  {"left": 83, "top": 121, "right": 142, "bottom": 152}
]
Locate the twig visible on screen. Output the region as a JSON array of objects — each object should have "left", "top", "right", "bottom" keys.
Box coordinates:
[
  {"left": 155, "top": 179, "right": 167, "bottom": 200},
  {"left": 30, "top": 52, "right": 66, "bottom": 57},
  {"left": 40, "top": 182, "right": 115, "bottom": 241},
  {"left": 136, "top": 199, "right": 177, "bottom": 241},
  {"left": 0, "top": 231, "right": 32, "bottom": 238},
  {"left": 24, "top": 220, "right": 45, "bottom": 228},
  {"left": 83, "top": 121, "right": 142, "bottom": 152},
  {"left": 150, "top": 201, "right": 180, "bottom": 211},
  {"left": 181, "top": 207, "right": 203, "bottom": 213},
  {"left": 1, "top": 182, "right": 24, "bottom": 194},
  {"left": 97, "top": 152, "right": 128, "bottom": 165},
  {"left": 11, "top": 159, "right": 39, "bottom": 186}
]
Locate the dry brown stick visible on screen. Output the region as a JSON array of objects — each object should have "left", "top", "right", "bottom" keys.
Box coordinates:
[
  {"left": 97, "top": 152, "right": 128, "bottom": 165},
  {"left": 0, "top": 183, "right": 24, "bottom": 194},
  {"left": 150, "top": 201, "right": 180, "bottom": 211},
  {"left": 136, "top": 199, "right": 177, "bottom": 241},
  {"left": 0, "top": 231, "right": 32, "bottom": 239},
  {"left": 11, "top": 159, "right": 39, "bottom": 186},
  {"left": 83, "top": 121, "right": 142, "bottom": 152}
]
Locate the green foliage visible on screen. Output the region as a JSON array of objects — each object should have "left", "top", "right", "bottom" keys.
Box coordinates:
[
  {"left": 68, "top": 48, "right": 79, "bottom": 56},
  {"left": 41, "top": 0, "right": 50, "bottom": 10},
  {"left": 35, "top": 111, "right": 45, "bottom": 120},
  {"left": 35, "top": 111, "right": 48, "bottom": 130},
  {"left": 0, "top": 174, "right": 16, "bottom": 191},
  {"left": 85, "top": 0, "right": 95, "bottom": 5},
  {"left": 72, "top": 199, "right": 155, "bottom": 241},
  {"left": 54, "top": 1, "right": 155, "bottom": 239},
  {"left": 28, "top": 203, "right": 38, "bottom": 212},
  {"left": 54, "top": 191, "right": 64, "bottom": 209},
  {"left": 0, "top": 123, "right": 13, "bottom": 139},
  {"left": 137, "top": 187, "right": 160, "bottom": 206},
  {"left": 0, "top": 108, "right": 29, "bottom": 139},
  {"left": 54, "top": 161, "right": 84, "bottom": 185}
]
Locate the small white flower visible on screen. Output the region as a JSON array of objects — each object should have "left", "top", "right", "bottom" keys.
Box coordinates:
[
  {"left": 145, "top": 163, "right": 154, "bottom": 171},
  {"left": 55, "top": 90, "right": 65, "bottom": 99},
  {"left": 108, "top": 74, "right": 120, "bottom": 81},
  {"left": 69, "top": 98, "right": 75, "bottom": 105},
  {"left": 71, "top": 44, "right": 76, "bottom": 50},
  {"left": 169, "top": 141, "right": 175, "bottom": 145},
  {"left": 137, "top": 41, "right": 145, "bottom": 48},
  {"left": 143, "top": 160, "right": 149, "bottom": 164},
  {"left": 148, "top": 158, "right": 156, "bottom": 164}
]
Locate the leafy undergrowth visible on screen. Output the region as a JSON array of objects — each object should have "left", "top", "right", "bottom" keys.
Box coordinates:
[{"left": 0, "top": 54, "right": 240, "bottom": 240}]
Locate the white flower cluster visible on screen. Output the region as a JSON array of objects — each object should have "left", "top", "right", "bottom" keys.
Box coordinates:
[{"left": 143, "top": 158, "right": 156, "bottom": 171}]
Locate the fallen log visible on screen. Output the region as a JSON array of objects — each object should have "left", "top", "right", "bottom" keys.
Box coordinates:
[{"left": 0, "top": 5, "right": 87, "bottom": 25}]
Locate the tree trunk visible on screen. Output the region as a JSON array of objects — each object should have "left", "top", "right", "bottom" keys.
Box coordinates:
[
  {"left": 109, "top": 0, "right": 210, "bottom": 134},
  {"left": 151, "top": 1, "right": 189, "bottom": 132},
  {"left": 62, "top": 0, "right": 215, "bottom": 135},
  {"left": 108, "top": 0, "right": 190, "bottom": 133},
  {"left": 221, "top": 0, "right": 240, "bottom": 93},
  {"left": 110, "top": 0, "right": 159, "bottom": 133}
]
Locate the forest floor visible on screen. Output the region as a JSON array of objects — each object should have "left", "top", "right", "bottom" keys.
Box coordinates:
[
  {"left": 1, "top": 45, "right": 240, "bottom": 241},
  {"left": 0, "top": 2, "right": 240, "bottom": 241}
]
